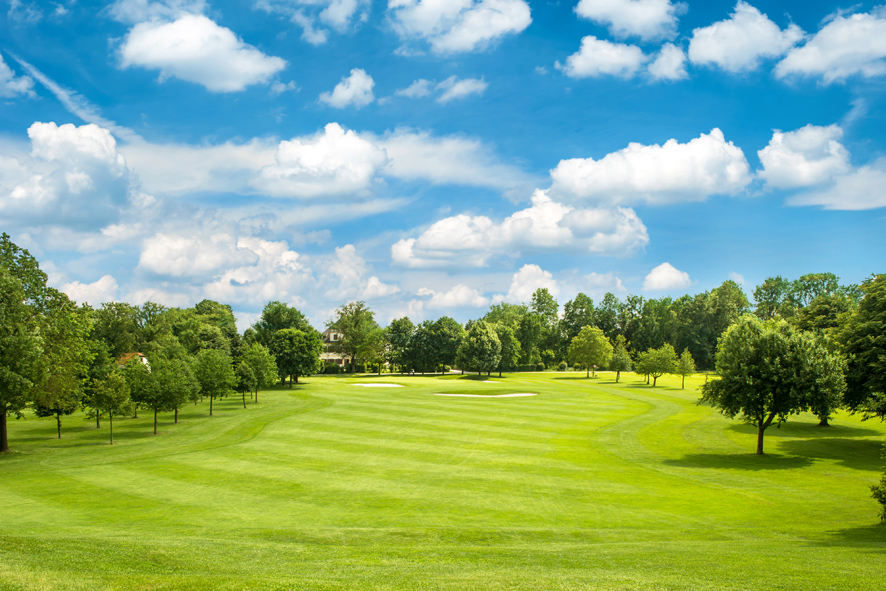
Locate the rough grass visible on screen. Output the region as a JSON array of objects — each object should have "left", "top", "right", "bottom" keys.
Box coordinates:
[{"left": 1, "top": 372, "right": 884, "bottom": 590}]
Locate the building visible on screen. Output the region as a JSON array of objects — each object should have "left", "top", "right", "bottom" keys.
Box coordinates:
[{"left": 320, "top": 328, "right": 351, "bottom": 367}]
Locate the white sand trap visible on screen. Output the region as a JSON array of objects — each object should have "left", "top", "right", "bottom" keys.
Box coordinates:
[
  {"left": 434, "top": 393, "right": 537, "bottom": 398},
  {"left": 481, "top": 380, "right": 503, "bottom": 383},
  {"left": 352, "top": 383, "right": 404, "bottom": 388}
]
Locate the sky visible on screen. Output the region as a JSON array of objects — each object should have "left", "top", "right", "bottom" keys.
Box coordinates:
[{"left": 1, "top": 0, "right": 885, "bottom": 330}]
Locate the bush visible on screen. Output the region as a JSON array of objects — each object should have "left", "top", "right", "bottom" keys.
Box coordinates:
[
  {"left": 442, "top": 365, "right": 451, "bottom": 373},
  {"left": 558, "top": 361, "right": 568, "bottom": 371},
  {"left": 535, "top": 362, "right": 546, "bottom": 371},
  {"left": 354, "top": 363, "right": 366, "bottom": 374},
  {"left": 322, "top": 362, "right": 343, "bottom": 374},
  {"left": 574, "top": 362, "right": 586, "bottom": 371}
]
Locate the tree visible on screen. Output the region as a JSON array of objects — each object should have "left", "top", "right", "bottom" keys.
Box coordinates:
[
  {"left": 93, "top": 302, "right": 139, "bottom": 359},
  {"left": 482, "top": 302, "right": 528, "bottom": 331},
  {"left": 676, "top": 348, "right": 696, "bottom": 390},
  {"left": 155, "top": 358, "right": 199, "bottom": 423},
  {"left": 568, "top": 326, "right": 612, "bottom": 378},
  {"left": 456, "top": 321, "right": 501, "bottom": 375},
  {"left": 242, "top": 343, "right": 278, "bottom": 403},
  {"left": 517, "top": 313, "right": 545, "bottom": 365},
  {"left": 530, "top": 288, "right": 559, "bottom": 327},
  {"left": 873, "top": 447, "right": 886, "bottom": 522},
  {"left": 235, "top": 362, "right": 257, "bottom": 409},
  {"left": 608, "top": 335, "right": 632, "bottom": 383},
  {"left": 251, "top": 301, "right": 309, "bottom": 348},
  {"left": 385, "top": 317, "right": 414, "bottom": 373},
  {"left": 0, "top": 268, "right": 45, "bottom": 452},
  {"left": 841, "top": 274, "right": 886, "bottom": 419},
  {"left": 125, "top": 360, "right": 170, "bottom": 435},
  {"left": 494, "top": 324, "right": 522, "bottom": 377},
  {"left": 329, "top": 301, "right": 378, "bottom": 373},
  {"left": 635, "top": 344, "right": 677, "bottom": 387},
  {"left": 271, "top": 329, "right": 322, "bottom": 386},
  {"left": 701, "top": 316, "right": 845, "bottom": 455},
  {"left": 561, "top": 293, "right": 595, "bottom": 359},
  {"left": 430, "top": 317, "right": 465, "bottom": 370},
  {"left": 93, "top": 371, "right": 130, "bottom": 445},
  {"left": 754, "top": 276, "right": 794, "bottom": 320},
  {"left": 193, "top": 349, "right": 235, "bottom": 416},
  {"left": 595, "top": 293, "right": 621, "bottom": 340}
]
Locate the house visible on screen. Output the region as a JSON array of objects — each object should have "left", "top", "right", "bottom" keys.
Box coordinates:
[
  {"left": 320, "top": 328, "right": 351, "bottom": 367},
  {"left": 117, "top": 352, "right": 150, "bottom": 370}
]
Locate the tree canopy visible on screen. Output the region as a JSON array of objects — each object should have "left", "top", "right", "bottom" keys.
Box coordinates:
[{"left": 568, "top": 326, "right": 612, "bottom": 378}]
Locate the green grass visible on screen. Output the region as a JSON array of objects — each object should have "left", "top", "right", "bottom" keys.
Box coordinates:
[{"left": 1, "top": 372, "right": 884, "bottom": 590}]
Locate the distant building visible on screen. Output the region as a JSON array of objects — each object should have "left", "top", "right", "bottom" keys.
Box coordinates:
[
  {"left": 117, "top": 352, "right": 150, "bottom": 370},
  {"left": 320, "top": 328, "right": 351, "bottom": 367}
]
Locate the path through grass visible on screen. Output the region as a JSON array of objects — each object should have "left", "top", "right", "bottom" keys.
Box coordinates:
[{"left": 1, "top": 372, "right": 884, "bottom": 590}]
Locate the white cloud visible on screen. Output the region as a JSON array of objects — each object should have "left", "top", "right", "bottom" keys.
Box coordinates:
[
  {"left": 550, "top": 128, "right": 751, "bottom": 205},
  {"left": 776, "top": 7, "right": 886, "bottom": 84},
  {"left": 435, "top": 76, "right": 487, "bottom": 103},
  {"left": 0, "top": 122, "right": 141, "bottom": 229},
  {"left": 728, "top": 272, "right": 745, "bottom": 285},
  {"left": 786, "top": 159, "right": 886, "bottom": 210},
  {"left": 395, "top": 78, "right": 434, "bottom": 98},
  {"left": 270, "top": 80, "right": 299, "bottom": 95},
  {"left": 688, "top": 1, "right": 803, "bottom": 73},
  {"left": 647, "top": 43, "right": 687, "bottom": 80},
  {"left": 417, "top": 284, "right": 489, "bottom": 308},
  {"left": 575, "top": 0, "right": 685, "bottom": 41},
  {"left": 322, "top": 244, "right": 400, "bottom": 300},
  {"left": 388, "top": 0, "right": 532, "bottom": 54},
  {"left": 583, "top": 272, "right": 627, "bottom": 297},
  {"left": 319, "top": 68, "right": 375, "bottom": 108},
  {"left": 119, "top": 14, "right": 287, "bottom": 92},
  {"left": 0, "top": 53, "right": 35, "bottom": 98},
  {"left": 556, "top": 36, "right": 647, "bottom": 79},
  {"left": 106, "top": 0, "right": 207, "bottom": 23},
  {"left": 757, "top": 124, "right": 851, "bottom": 189},
  {"left": 7, "top": 0, "right": 42, "bottom": 23},
  {"left": 62, "top": 275, "right": 120, "bottom": 306},
  {"left": 253, "top": 122, "right": 387, "bottom": 198},
  {"left": 497, "top": 264, "right": 559, "bottom": 304},
  {"left": 374, "top": 128, "right": 535, "bottom": 193},
  {"left": 643, "top": 262, "right": 691, "bottom": 291},
  {"left": 256, "top": 0, "right": 371, "bottom": 45},
  {"left": 391, "top": 190, "right": 649, "bottom": 268}
]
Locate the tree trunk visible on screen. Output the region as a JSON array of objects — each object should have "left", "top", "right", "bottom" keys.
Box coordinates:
[
  {"left": 175, "top": 408, "right": 178, "bottom": 424},
  {"left": 682, "top": 375, "right": 685, "bottom": 389},
  {"left": 56, "top": 413, "right": 62, "bottom": 439},
  {"left": 289, "top": 375, "right": 292, "bottom": 388},
  {"left": 616, "top": 370, "right": 620, "bottom": 383},
  {"left": 499, "top": 370, "right": 502, "bottom": 377},
  {"left": 153, "top": 409, "right": 158, "bottom": 435},
  {"left": 756, "top": 426, "right": 765, "bottom": 455},
  {"left": 210, "top": 396, "right": 213, "bottom": 417},
  {"left": 133, "top": 407, "right": 138, "bottom": 419},
  {"left": 1, "top": 405, "right": 8, "bottom": 453},
  {"left": 818, "top": 417, "right": 830, "bottom": 427},
  {"left": 652, "top": 375, "right": 658, "bottom": 386},
  {"left": 109, "top": 412, "right": 114, "bottom": 445},
  {"left": 96, "top": 413, "right": 101, "bottom": 428},
  {"left": 586, "top": 367, "right": 590, "bottom": 378},
  {"left": 255, "top": 388, "right": 259, "bottom": 404},
  {"left": 295, "top": 375, "right": 299, "bottom": 384},
  {"left": 242, "top": 391, "right": 247, "bottom": 409}
]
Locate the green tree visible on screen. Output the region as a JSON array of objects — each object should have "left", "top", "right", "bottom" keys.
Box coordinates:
[
  {"left": 676, "top": 348, "right": 696, "bottom": 389},
  {"left": 194, "top": 349, "right": 235, "bottom": 416},
  {"left": 93, "top": 371, "right": 130, "bottom": 445},
  {"left": 430, "top": 317, "right": 465, "bottom": 370},
  {"left": 242, "top": 343, "right": 278, "bottom": 403},
  {"left": 251, "top": 301, "right": 309, "bottom": 348},
  {"left": 0, "top": 268, "right": 45, "bottom": 452},
  {"left": 701, "top": 316, "right": 845, "bottom": 455},
  {"left": 93, "top": 302, "right": 139, "bottom": 359},
  {"left": 329, "top": 301, "right": 378, "bottom": 373},
  {"left": 124, "top": 360, "right": 171, "bottom": 435},
  {"left": 155, "top": 358, "right": 199, "bottom": 423},
  {"left": 561, "top": 293, "right": 595, "bottom": 359},
  {"left": 636, "top": 344, "right": 677, "bottom": 387},
  {"left": 608, "top": 335, "right": 632, "bottom": 383},
  {"left": 271, "top": 329, "right": 322, "bottom": 385},
  {"left": 385, "top": 317, "right": 414, "bottom": 373},
  {"left": 517, "top": 313, "right": 545, "bottom": 365},
  {"left": 873, "top": 447, "right": 886, "bottom": 522},
  {"left": 841, "top": 274, "right": 886, "bottom": 419},
  {"left": 456, "top": 321, "right": 502, "bottom": 375},
  {"left": 493, "top": 324, "right": 522, "bottom": 377},
  {"left": 530, "top": 288, "right": 559, "bottom": 327},
  {"left": 595, "top": 292, "right": 621, "bottom": 341},
  {"left": 754, "top": 276, "right": 794, "bottom": 320},
  {"left": 568, "top": 326, "right": 613, "bottom": 378},
  {"left": 482, "top": 302, "right": 528, "bottom": 331},
  {"left": 235, "top": 362, "right": 257, "bottom": 409}
]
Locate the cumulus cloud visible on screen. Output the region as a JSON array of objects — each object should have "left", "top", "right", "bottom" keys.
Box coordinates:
[
  {"left": 106, "top": 0, "right": 207, "bottom": 23},
  {"left": 255, "top": 0, "right": 371, "bottom": 45},
  {"left": 757, "top": 124, "right": 851, "bottom": 189},
  {"left": 323, "top": 244, "right": 400, "bottom": 300},
  {"left": 0, "top": 53, "right": 35, "bottom": 97},
  {"left": 319, "top": 68, "right": 375, "bottom": 108},
  {"left": 435, "top": 76, "right": 487, "bottom": 103},
  {"left": 583, "top": 271, "right": 627, "bottom": 297},
  {"left": 62, "top": 275, "right": 120, "bottom": 306},
  {"left": 395, "top": 78, "right": 434, "bottom": 98},
  {"left": 688, "top": 1, "right": 803, "bottom": 72},
  {"left": 388, "top": 0, "right": 532, "bottom": 54},
  {"left": 497, "top": 264, "right": 560, "bottom": 304},
  {"left": 776, "top": 7, "right": 886, "bottom": 84},
  {"left": 647, "top": 43, "right": 688, "bottom": 80},
  {"left": 550, "top": 128, "right": 751, "bottom": 205},
  {"left": 786, "top": 159, "right": 886, "bottom": 210},
  {"left": 575, "top": 0, "right": 686, "bottom": 41},
  {"left": 0, "top": 122, "right": 142, "bottom": 229},
  {"left": 417, "top": 284, "right": 489, "bottom": 309},
  {"left": 253, "top": 122, "right": 388, "bottom": 198},
  {"left": 556, "top": 35, "right": 647, "bottom": 79},
  {"left": 643, "top": 262, "right": 691, "bottom": 291},
  {"left": 391, "top": 190, "right": 649, "bottom": 268},
  {"left": 119, "top": 14, "right": 287, "bottom": 92}
]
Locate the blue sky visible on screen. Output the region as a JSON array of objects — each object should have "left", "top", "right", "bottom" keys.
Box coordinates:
[{"left": 1, "top": 0, "right": 885, "bottom": 329}]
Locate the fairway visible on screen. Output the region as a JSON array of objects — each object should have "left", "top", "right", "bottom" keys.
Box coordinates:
[{"left": 1, "top": 372, "right": 884, "bottom": 590}]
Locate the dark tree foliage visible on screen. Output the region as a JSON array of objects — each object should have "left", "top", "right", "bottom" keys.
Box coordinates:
[
  {"left": 482, "top": 302, "right": 528, "bottom": 331},
  {"left": 251, "top": 301, "right": 309, "bottom": 348},
  {"left": 385, "top": 317, "right": 414, "bottom": 373},
  {"left": 271, "top": 329, "right": 322, "bottom": 385},
  {"left": 594, "top": 293, "right": 621, "bottom": 341},
  {"left": 456, "top": 321, "right": 501, "bottom": 375},
  {"left": 841, "top": 274, "right": 886, "bottom": 417}
]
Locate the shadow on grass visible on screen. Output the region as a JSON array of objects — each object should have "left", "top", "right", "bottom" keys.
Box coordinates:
[
  {"left": 458, "top": 374, "right": 503, "bottom": 381},
  {"left": 811, "top": 524, "right": 886, "bottom": 548},
  {"left": 778, "top": 438, "right": 885, "bottom": 471},
  {"left": 727, "top": 422, "right": 882, "bottom": 439},
  {"left": 663, "top": 452, "right": 813, "bottom": 471}
]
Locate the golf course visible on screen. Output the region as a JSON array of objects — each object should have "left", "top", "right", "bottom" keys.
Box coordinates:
[{"left": 1, "top": 372, "right": 884, "bottom": 590}]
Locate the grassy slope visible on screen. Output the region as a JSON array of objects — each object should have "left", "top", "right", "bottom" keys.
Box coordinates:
[{"left": 0, "top": 372, "right": 884, "bottom": 590}]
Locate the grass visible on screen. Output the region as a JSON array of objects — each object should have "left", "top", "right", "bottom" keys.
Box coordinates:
[{"left": 1, "top": 371, "right": 884, "bottom": 590}]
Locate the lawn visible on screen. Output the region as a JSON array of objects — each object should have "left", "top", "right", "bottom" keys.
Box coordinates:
[{"left": 1, "top": 372, "right": 884, "bottom": 590}]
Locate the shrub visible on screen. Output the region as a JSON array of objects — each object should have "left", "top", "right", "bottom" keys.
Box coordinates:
[
  {"left": 574, "top": 362, "right": 586, "bottom": 371},
  {"left": 558, "top": 361, "right": 567, "bottom": 371},
  {"left": 322, "top": 362, "right": 343, "bottom": 375},
  {"left": 535, "top": 362, "right": 546, "bottom": 372}
]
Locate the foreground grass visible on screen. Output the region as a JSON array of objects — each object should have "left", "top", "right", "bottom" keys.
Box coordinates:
[{"left": 1, "top": 372, "right": 884, "bottom": 590}]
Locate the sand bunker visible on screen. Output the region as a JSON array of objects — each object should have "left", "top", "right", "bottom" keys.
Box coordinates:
[
  {"left": 433, "top": 393, "right": 536, "bottom": 398},
  {"left": 352, "top": 383, "right": 404, "bottom": 388}
]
